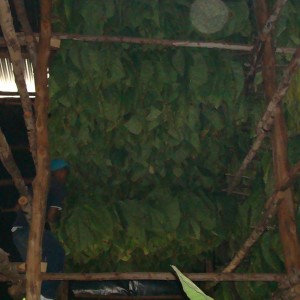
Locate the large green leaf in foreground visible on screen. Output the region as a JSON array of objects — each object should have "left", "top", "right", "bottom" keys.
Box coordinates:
[{"left": 172, "top": 266, "right": 214, "bottom": 300}]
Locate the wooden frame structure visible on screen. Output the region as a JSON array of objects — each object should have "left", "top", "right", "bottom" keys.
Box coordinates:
[{"left": 0, "top": 0, "right": 300, "bottom": 299}]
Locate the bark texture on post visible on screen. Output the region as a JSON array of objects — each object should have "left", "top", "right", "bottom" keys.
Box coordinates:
[
  {"left": 245, "top": 0, "right": 288, "bottom": 92},
  {"left": 26, "top": 0, "right": 52, "bottom": 299},
  {"left": 0, "top": 0, "right": 37, "bottom": 166},
  {"left": 256, "top": 0, "right": 300, "bottom": 288},
  {"left": 13, "top": 0, "right": 37, "bottom": 70}
]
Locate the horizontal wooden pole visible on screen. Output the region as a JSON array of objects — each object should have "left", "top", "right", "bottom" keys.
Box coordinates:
[
  {"left": 0, "top": 272, "right": 286, "bottom": 282},
  {"left": 40, "top": 272, "right": 286, "bottom": 282},
  {"left": 0, "top": 91, "right": 35, "bottom": 96},
  {"left": 74, "top": 295, "right": 182, "bottom": 300},
  {"left": 0, "top": 33, "right": 296, "bottom": 53}
]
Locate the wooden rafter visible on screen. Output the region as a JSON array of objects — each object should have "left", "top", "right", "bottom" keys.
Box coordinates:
[
  {"left": 227, "top": 47, "right": 300, "bottom": 194},
  {"left": 0, "top": 0, "right": 37, "bottom": 166}
]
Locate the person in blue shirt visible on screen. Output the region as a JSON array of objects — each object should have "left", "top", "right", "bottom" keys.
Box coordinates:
[{"left": 12, "top": 159, "right": 69, "bottom": 300}]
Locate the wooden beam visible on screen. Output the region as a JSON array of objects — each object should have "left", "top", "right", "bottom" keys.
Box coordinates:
[
  {"left": 0, "top": 272, "right": 287, "bottom": 282},
  {"left": 256, "top": 0, "right": 300, "bottom": 289},
  {"left": 26, "top": 0, "right": 52, "bottom": 299},
  {"left": 0, "top": 33, "right": 296, "bottom": 53}
]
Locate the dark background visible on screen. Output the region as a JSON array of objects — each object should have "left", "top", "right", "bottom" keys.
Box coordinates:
[{"left": 0, "top": 106, "right": 35, "bottom": 299}]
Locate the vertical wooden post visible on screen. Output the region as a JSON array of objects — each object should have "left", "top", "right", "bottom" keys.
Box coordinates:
[
  {"left": 256, "top": 0, "right": 300, "bottom": 286},
  {"left": 26, "top": 0, "right": 52, "bottom": 299}
]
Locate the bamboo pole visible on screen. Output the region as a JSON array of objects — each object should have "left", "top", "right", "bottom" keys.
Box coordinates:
[
  {"left": 0, "top": 33, "right": 296, "bottom": 53},
  {"left": 13, "top": 0, "right": 37, "bottom": 69},
  {"left": 25, "top": 0, "right": 52, "bottom": 299},
  {"left": 0, "top": 272, "right": 287, "bottom": 282},
  {"left": 227, "top": 47, "right": 300, "bottom": 194},
  {"left": 0, "top": 0, "right": 37, "bottom": 166},
  {"left": 256, "top": 0, "right": 300, "bottom": 289}
]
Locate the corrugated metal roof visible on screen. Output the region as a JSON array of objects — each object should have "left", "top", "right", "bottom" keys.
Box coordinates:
[{"left": 0, "top": 58, "right": 35, "bottom": 94}]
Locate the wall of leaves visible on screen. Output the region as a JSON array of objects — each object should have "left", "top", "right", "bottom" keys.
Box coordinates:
[{"left": 49, "top": 0, "right": 300, "bottom": 298}]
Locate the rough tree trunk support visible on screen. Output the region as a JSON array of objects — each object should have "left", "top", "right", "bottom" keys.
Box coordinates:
[
  {"left": 26, "top": 0, "right": 52, "bottom": 299},
  {"left": 256, "top": 1, "right": 300, "bottom": 298},
  {"left": 245, "top": 0, "right": 288, "bottom": 91}
]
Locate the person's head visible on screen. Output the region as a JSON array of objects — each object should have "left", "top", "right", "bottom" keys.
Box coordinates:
[{"left": 50, "top": 159, "right": 69, "bottom": 184}]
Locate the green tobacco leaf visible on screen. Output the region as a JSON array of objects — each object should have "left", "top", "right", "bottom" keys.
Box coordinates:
[
  {"left": 124, "top": 117, "right": 143, "bottom": 135},
  {"left": 165, "top": 199, "right": 181, "bottom": 230},
  {"left": 189, "top": 53, "right": 208, "bottom": 88},
  {"left": 109, "top": 57, "right": 125, "bottom": 84},
  {"left": 146, "top": 106, "right": 162, "bottom": 121},
  {"left": 171, "top": 266, "right": 214, "bottom": 300},
  {"left": 205, "top": 109, "right": 223, "bottom": 131},
  {"left": 172, "top": 50, "right": 186, "bottom": 75},
  {"left": 141, "top": 60, "right": 155, "bottom": 83}
]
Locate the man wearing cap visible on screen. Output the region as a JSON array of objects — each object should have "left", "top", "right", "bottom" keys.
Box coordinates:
[{"left": 12, "top": 159, "right": 69, "bottom": 300}]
